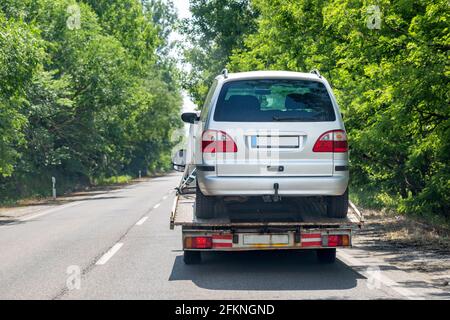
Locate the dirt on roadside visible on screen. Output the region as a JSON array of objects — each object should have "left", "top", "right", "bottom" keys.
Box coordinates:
[{"left": 354, "top": 208, "right": 450, "bottom": 288}]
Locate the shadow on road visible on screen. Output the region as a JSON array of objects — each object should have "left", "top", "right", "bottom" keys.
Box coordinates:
[
  {"left": 0, "top": 195, "right": 127, "bottom": 222},
  {"left": 78, "top": 196, "right": 127, "bottom": 201},
  {"left": 169, "top": 250, "right": 365, "bottom": 291},
  {"left": 0, "top": 219, "right": 26, "bottom": 226}
]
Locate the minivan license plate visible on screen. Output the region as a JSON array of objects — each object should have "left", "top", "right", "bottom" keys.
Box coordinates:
[{"left": 252, "top": 136, "right": 299, "bottom": 148}]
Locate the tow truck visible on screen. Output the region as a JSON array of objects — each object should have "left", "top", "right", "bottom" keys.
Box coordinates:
[{"left": 170, "top": 173, "right": 363, "bottom": 265}]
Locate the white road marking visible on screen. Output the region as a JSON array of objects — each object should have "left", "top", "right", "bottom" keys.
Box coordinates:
[
  {"left": 95, "top": 243, "right": 123, "bottom": 265},
  {"left": 337, "top": 250, "right": 426, "bottom": 300},
  {"left": 12, "top": 174, "right": 180, "bottom": 223},
  {"left": 18, "top": 187, "right": 125, "bottom": 223},
  {"left": 20, "top": 201, "right": 86, "bottom": 222},
  {"left": 135, "top": 216, "right": 148, "bottom": 226},
  {"left": 16, "top": 177, "right": 172, "bottom": 223}
]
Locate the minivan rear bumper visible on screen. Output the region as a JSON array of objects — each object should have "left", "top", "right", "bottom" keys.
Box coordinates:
[{"left": 197, "top": 172, "right": 349, "bottom": 196}]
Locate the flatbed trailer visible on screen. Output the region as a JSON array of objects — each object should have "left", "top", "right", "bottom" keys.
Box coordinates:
[{"left": 170, "top": 193, "right": 364, "bottom": 264}]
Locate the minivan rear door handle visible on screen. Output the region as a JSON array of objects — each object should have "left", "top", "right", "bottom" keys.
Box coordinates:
[{"left": 267, "top": 166, "right": 284, "bottom": 172}]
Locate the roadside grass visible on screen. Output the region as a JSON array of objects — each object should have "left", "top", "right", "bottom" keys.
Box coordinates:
[
  {"left": 350, "top": 185, "right": 398, "bottom": 213},
  {"left": 92, "top": 175, "right": 133, "bottom": 186}
]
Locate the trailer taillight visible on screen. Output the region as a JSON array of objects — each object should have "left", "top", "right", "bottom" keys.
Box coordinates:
[
  {"left": 328, "top": 235, "right": 339, "bottom": 247},
  {"left": 313, "top": 130, "right": 348, "bottom": 153},
  {"left": 324, "top": 234, "right": 350, "bottom": 247},
  {"left": 202, "top": 130, "right": 237, "bottom": 153},
  {"left": 184, "top": 236, "right": 212, "bottom": 249}
]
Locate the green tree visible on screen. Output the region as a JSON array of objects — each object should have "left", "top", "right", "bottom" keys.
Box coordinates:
[
  {"left": 0, "top": 12, "right": 44, "bottom": 176},
  {"left": 181, "top": 0, "right": 258, "bottom": 105},
  {"left": 0, "top": 0, "right": 182, "bottom": 200},
  {"left": 228, "top": 0, "right": 450, "bottom": 218}
]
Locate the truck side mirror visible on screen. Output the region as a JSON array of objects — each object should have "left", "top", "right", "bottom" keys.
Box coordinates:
[{"left": 181, "top": 112, "right": 199, "bottom": 124}]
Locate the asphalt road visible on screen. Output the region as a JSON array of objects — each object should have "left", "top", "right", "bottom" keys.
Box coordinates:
[{"left": 0, "top": 173, "right": 446, "bottom": 300}]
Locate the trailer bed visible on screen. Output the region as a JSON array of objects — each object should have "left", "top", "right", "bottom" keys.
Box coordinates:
[{"left": 170, "top": 194, "right": 363, "bottom": 229}]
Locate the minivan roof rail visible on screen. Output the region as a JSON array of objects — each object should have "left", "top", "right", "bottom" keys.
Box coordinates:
[
  {"left": 310, "top": 69, "right": 321, "bottom": 78},
  {"left": 221, "top": 68, "right": 228, "bottom": 79}
]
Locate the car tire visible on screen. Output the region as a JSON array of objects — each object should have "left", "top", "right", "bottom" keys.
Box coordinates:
[
  {"left": 183, "top": 251, "right": 201, "bottom": 265},
  {"left": 327, "top": 188, "right": 348, "bottom": 218},
  {"left": 316, "top": 248, "right": 336, "bottom": 264},
  {"left": 195, "top": 184, "right": 216, "bottom": 219}
]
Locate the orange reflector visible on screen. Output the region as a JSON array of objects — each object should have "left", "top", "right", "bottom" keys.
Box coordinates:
[
  {"left": 184, "top": 236, "right": 212, "bottom": 249},
  {"left": 341, "top": 234, "right": 350, "bottom": 246},
  {"left": 185, "top": 237, "right": 192, "bottom": 249}
]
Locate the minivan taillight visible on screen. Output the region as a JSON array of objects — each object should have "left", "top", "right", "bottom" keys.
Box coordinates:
[
  {"left": 313, "top": 130, "right": 348, "bottom": 153},
  {"left": 202, "top": 130, "right": 238, "bottom": 153}
]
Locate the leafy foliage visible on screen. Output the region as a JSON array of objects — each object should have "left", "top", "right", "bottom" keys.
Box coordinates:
[
  {"left": 0, "top": 0, "right": 182, "bottom": 199},
  {"left": 186, "top": 0, "right": 450, "bottom": 218},
  {"left": 0, "top": 11, "right": 44, "bottom": 176},
  {"left": 181, "top": 0, "right": 258, "bottom": 105}
]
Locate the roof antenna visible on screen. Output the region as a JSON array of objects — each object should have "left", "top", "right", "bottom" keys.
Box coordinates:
[
  {"left": 221, "top": 68, "right": 228, "bottom": 79},
  {"left": 310, "top": 69, "right": 321, "bottom": 78}
]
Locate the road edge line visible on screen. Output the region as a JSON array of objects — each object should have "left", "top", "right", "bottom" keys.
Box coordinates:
[{"left": 337, "top": 250, "right": 426, "bottom": 300}]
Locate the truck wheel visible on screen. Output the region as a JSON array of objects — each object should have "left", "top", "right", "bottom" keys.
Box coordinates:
[
  {"left": 327, "top": 188, "right": 348, "bottom": 218},
  {"left": 183, "top": 251, "right": 201, "bottom": 265},
  {"left": 195, "top": 184, "right": 215, "bottom": 219},
  {"left": 316, "top": 248, "right": 336, "bottom": 264}
]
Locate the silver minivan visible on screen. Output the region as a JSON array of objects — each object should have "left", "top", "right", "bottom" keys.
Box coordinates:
[{"left": 181, "top": 70, "right": 349, "bottom": 219}]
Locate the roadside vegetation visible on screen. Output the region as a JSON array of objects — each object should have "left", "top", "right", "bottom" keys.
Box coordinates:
[
  {"left": 1, "top": 0, "right": 448, "bottom": 223},
  {"left": 0, "top": 0, "right": 182, "bottom": 202},
  {"left": 181, "top": 0, "right": 449, "bottom": 222}
]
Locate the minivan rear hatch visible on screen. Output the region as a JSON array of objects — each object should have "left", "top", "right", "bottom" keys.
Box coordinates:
[{"left": 209, "top": 79, "right": 337, "bottom": 177}]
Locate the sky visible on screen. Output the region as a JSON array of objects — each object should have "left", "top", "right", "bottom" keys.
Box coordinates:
[
  {"left": 173, "top": 0, "right": 192, "bottom": 20},
  {"left": 171, "top": 0, "right": 196, "bottom": 113}
]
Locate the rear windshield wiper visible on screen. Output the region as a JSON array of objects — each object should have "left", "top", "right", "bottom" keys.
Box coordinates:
[{"left": 272, "top": 116, "right": 307, "bottom": 122}]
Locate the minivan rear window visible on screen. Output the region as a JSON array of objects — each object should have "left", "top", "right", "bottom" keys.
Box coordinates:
[{"left": 213, "top": 79, "right": 336, "bottom": 122}]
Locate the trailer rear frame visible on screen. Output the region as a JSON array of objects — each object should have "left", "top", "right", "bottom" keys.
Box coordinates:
[{"left": 170, "top": 193, "right": 363, "bottom": 264}]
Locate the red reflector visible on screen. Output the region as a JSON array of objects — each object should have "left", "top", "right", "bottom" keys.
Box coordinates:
[
  {"left": 185, "top": 236, "right": 212, "bottom": 249},
  {"left": 212, "top": 234, "right": 233, "bottom": 248},
  {"left": 301, "top": 233, "right": 322, "bottom": 247}
]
